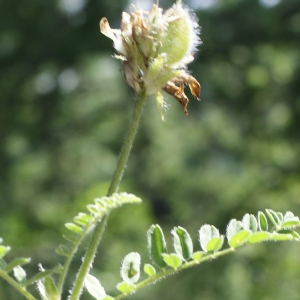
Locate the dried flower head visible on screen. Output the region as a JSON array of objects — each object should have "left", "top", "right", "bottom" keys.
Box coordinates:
[{"left": 100, "top": 0, "right": 201, "bottom": 118}]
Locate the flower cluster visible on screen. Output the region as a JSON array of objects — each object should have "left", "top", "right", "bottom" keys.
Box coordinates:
[{"left": 100, "top": 0, "right": 201, "bottom": 118}]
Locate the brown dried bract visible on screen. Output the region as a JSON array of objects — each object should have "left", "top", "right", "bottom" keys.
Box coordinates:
[
  {"left": 182, "top": 74, "right": 201, "bottom": 100},
  {"left": 162, "top": 75, "right": 201, "bottom": 115}
]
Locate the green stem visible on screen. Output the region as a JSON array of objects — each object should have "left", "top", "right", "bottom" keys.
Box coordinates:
[
  {"left": 57, "top": 221, "right": 95, "bottom": 294},
  {"left": 70, "top": 88, "right": 148, "bottom": 300},
  {"left": 0, "top": 272, "right": 37, "bottom": 300},
  {"left": 114, "top": 247, "right": 235, "bottom": 300},
  {"left": 107, "top": 88, "right": 147, "bottom": 196}
]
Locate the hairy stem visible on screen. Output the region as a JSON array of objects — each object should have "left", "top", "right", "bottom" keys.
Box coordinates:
[
  {"left": 70, "top": 89, "right": 148, "bottom": 300},
  {"left": 57, "top": 221, "right": 96, "bottom": 294},
  {"left": 106, "top": 88, "right": 147, "bottom": 196}
]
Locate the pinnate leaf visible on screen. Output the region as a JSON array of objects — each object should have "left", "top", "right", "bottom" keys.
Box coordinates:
[{"left": 74, "top": 213, "right": 94, "bottom": 226}]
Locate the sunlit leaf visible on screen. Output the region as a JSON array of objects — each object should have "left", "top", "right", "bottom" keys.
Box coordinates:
[
  {"left": 87, "top": 204, "right": 101, "bottom": 215},
  {"left": 284, "top": 211, "right": 295, "bottom": 221},
  {"left": 277, "top": 212, "right": 284, "bottom": 223},
  {"left": 65, "top": 223, "right": 83, "bottom": 234},
  {"left": 0, "top": 246, "right": 10, "bottom": 259},
  {"left": 229, "top": 230, "right": 252, "bottom": 248},
  {"left": 84, "top": 274, "right": 106, "bottom": 300},
  {"left": 242, "top": 214, "right": 258, "bottom": 232},
  {"left": 143, "top": 264, "right": 156, "bottom": 277},
  {"left": 147, "top": 224, "right": 167, "bottom": 268},
  {"left": 5, "top": 258, "right": 31, "bottom": 273},
  {"left": 266, "top": 209, "right": 281, "bottom": 227},
  {"left": 13, "top": 266, "right": 26, "bottom": 285},
  {"left": 270, "top": 233, "right": 293, "bottom": 241},
  {"left": 278, "top": 229, "right": 300, "bottom": 240},
  {"left": 74, "top": 213, "right": 94, "bottom": 226},
  {"left": 120, "top": 252, "right": 141, "bottom": 284},
  {"left": 162, "top": 253, "right": 182, "bottom": 269},
  {"left": 44, "top": 276, "right": 59, "bottom": 300},
  {"left": 199, "top": 224, "right": 220, "bottom": 252},
  {"left": 248, "top": 232, "right": 271, "bottom": 244},
  {"left": 206, "top": 236, "right": 224, "bottom": 252},
  {"left": 172, "top": 226, "right": 193, "bottom": 260},
  {"left": 116, "top": 281, "right": 136, "bottom": 294},
  {"left": 192, "top": 251, "right": 206, "bottom": 262},
  {"left": 281, "top": 219, "right": 300, "bottom": 228},
  {"left": 226, "top": 219, "right": 243, "bottom": 242},
  {"left": 258, "top": 212, "right": 268, "bottom": 231}
]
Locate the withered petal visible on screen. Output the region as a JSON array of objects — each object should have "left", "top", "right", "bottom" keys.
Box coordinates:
[
  {"left": 163, "top": 81, "right": 189, "bottom": 115},
  {"left": 182, "top": 74, "right": 201, "bottom": 100},
  {"left": 121, "top": 12, "right": 132, "bottom": 33},
  {"left": 99, "top": 18, "right": 115, "bottom": 40}
]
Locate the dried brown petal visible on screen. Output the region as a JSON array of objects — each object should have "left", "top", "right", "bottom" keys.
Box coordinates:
[
  {"left": 121, "top": 12, "right": 132, "bottom": 33},
  {"left": 163, "top": 81, "right": 189, "bottom": 115},
  {"left": 183, "top": 74, "right": 201, "bottom": 100},
  {"left": 99, "top": 18, "right": 115, "bottom": 40}
]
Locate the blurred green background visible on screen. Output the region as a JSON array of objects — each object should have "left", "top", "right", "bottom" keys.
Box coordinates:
[{"left": 1, "top": 0, "right": 300, "bottom": 298}]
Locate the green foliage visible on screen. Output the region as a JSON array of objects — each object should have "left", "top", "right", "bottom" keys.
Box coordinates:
[
  {"left": 44, "top": 276, "right": 59, "bottom": 300},
  {"left": 143, "top": 264, "right": 156, "bottom": 277},
  {"left": 120, "top": 252, "right": 141, "bottom": 284},
  {"left": 199, "top": 225, "right": 221, "bottom": 252},
  {"left": 0, "top": 193, "right": 142, "bottom": 300},
  {"left": 1, "top": 0, "right": 300, "bottom": 299},
  {"left": 172, "top": 227, "right": 193, "bottom": 260},
  {"left": 84, "top": 274, "right": 106, "bottom": 300},
  {"left": 95, "top": 208, "right": 300, "bottom": 299},
  {"left": 147, "top": 225, "right": 168, "bottom": 268},
  {"left": 60, "top": 192, "right": 141, "bottom": 257},
  {"left": 1, "top": 198, "right": 300, "bottom": 300}
]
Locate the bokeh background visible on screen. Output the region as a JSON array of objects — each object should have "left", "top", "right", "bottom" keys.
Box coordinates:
[{"left": 1, "top": 0, "right": 300, "bottom": 298}]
